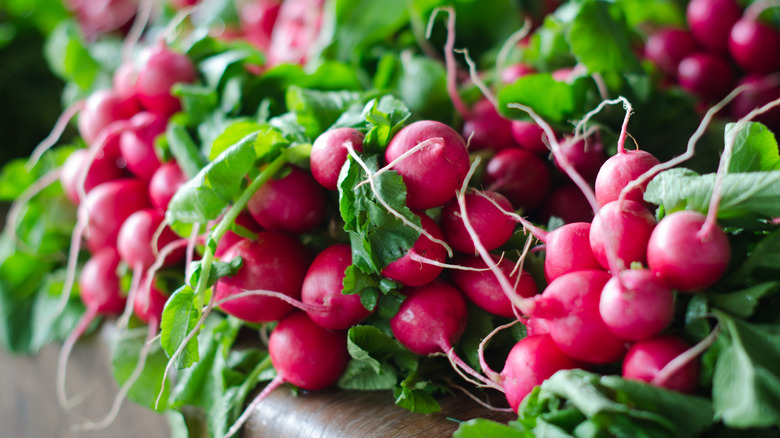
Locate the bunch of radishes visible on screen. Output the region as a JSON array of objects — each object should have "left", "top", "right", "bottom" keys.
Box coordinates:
[{"left": 645, "top": 0, "right": 780, "bottom": 131}]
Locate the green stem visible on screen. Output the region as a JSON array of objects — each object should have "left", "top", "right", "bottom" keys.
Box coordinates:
[{"left": 193, "top": 153, "right": 289, "bottom": 306}]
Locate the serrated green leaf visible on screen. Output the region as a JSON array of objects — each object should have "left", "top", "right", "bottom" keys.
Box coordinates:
[
  {"left": 727, "top": 122, "right": 780, "bottom": 173},
  {"left": 499, "top": 73, "right": 587, "bottom": 123},
  {"left": 568, "top": 1, "right": 642, "bottom": 74}
]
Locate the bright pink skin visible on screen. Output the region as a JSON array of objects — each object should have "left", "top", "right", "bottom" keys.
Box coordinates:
[
  {"left": 149, "top": 162, "right": 188, "bottom": 211},
  {"left": 267, "top": 0, "right": 325, "bottom": 66},
  {"left": 483, "top": 148, "right": 551, "bottom": 211},
  {"left": 78, "top": 248, "right": 127, "bottom": 315},
  {"left": 462, "top": 99, "right": 516, "bottom": 152},
  {"left": 595, "top": 149, "right": 661, "bottom": 207},
  {"left": 677, "top": 52, "right": 735, "bottom": 101},
  {"left": 589, "top": 200, "right": 656, "bottom": 271},
  {"left": 530, "top": 270, "right": 626, "bottom": 364},
  {"left": 133, "top": 276, "right": 169, "bottom": 325},
  {"left": 310, "top": 128, "right": 364, "bottom": 190},
  {"left": 81, "top": 179, "right": 151, "bottom": 252},
  {"left": 729, "top": 18, "right": 780, "bottom": 74},
  {"left": 623, "top": 335, "right": 699, "bottom": 393},
  {"left": 269, "top": 312, "right": 349, "bottom": 391},
  {"left": 686, "top": 0, "right": 742, "bottom": 53},
  {"left": 440, "top": 191, "right": 516, "bottom": 254},
  {"left": 554, "top": 138, "right": 606, "bottom": 183},
  {"left": 500, "top": 63, "right": 535, "bottom": 84},
  {"left": 510, "top": 120, "right": 548, "bottom": 154},
  {"left": 214, "top": 234, "right": 312, "bottom": 324},
  {"left": 117, "top": 209, "right": 184, "bottom": 269},
  {"left": 64, "top": 0, "right": 137, "bottom": 40},
  {"left": 540, "top": 184, "right": 594, "bottom": 224},
  {"left": 247, "top": 166, "right": 326, "bottom": 234},
  {"left": 60, "top": 148, "right": 125, "bottom": 204},
  {"left": 240, "top": 0, "right": 282, "bottom": 52},
  {"left": 390, "top": 280, "right": 468, "bottom": 356},
  {"left": 449, "top": 254, "right": 537, "bottom": 318},
  {"left": 301, "top": 244, "right": 372, "bottom": 330},
  {"left": 119, "top": 112, "right": 166, "bottom": 181},
  {"left": 552, "top": 67, "right": 575, "bottom": 82},
  {"left": 385, "top": 120, "right": 470, "bottom": 210},
  {"left": 543, "top": 222, "right": 603, "bottom": 283},
  {"left": 134, "top": 43, "right": 196, "bottom": 116},
  {"left": 381, "top": 213, "right": 447, "bottom": 287},
  {"left": 500, "top": 334, "right": 580, "bottom": 413},
  {"left": 644, "top": 28, "right": 698, "bottom": 76},
  {"left": 113, "top": 61, "right": 138, "bottom": 98},
  {"left": 213, "top": 212, "right": 263, "bottom": 259},
  {"left": 647, "top": 210, "right": 730, "bottom": 292},
  {"left": 78, "top": 88, "right": 140, "bottom": 146},
  {"left": 599, "top": 269, "right": 675, "bottom": 341},
  {"left": 729, "top": 74, "right": 780, "bottom": 132}
]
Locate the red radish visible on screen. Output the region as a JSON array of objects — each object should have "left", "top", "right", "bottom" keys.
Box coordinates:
[
  {"left": 148, "top": 161, "right": 188, "bottom": 211},
  {"left": 594, "top": 149, "right": 660, "bottom": 207},
  {"left": 644, "top": 28, "right": 698, "bottom": 76},
  {"left": 528, "top": 270, "right": 626, "bottom": 364},
  {"left": 461, "top": 99, "right": 516, "bottom": 151},
  {"left": 540, "top": 184, "right": 594, "bottom": 224},
  {"left": 729, "top": 74, "right": 780, "bottom": 131},
  {"left": 78, "top": 88, "right": 140, "bottom": 146},
  {"left": 133, "top": 276, "right": 169, "bottom": 326},
  {"left": 381, "top": 213, "right": 447, "bottom": 287},
  {"left": 119, "top": 112, "right": 166, "bottom": 181},
  {"left": 224, "top": 311, "right": 348, "bottom": 438},
  {"left": 646, "top": 210, "right": 730, "bottom": 292},
  {"left": 552, "top": 67, "right": 576, "bottom": 82},
  {"left": 266, "top": 0, "right": 325, "bottom": 66},
  {"left": 509, "top": 120, "right": 548, "bottom": 154},
  {"left": 60, "top": 148, "right": 125, "bottom": 204},
  {"left": 449, "top": 254, "right": 537, "bottom": 318},
  {"left": 542, "top": 222, "right": 602, "bottom": 282},
  {"left": 214, "top": 233, "right": 311, "bottom": 323},
  {"left": 500, "top": 63, "right": 535, "bottom": 84},
  {"left": 301, "top": 244, "right": 372, "bottom": 330},
  {"left": 213, "top": 212, "right": 263, "bottom": 258},
  {"left": 553, "top": 138, "right": 606, "bottom": 183},
  {"left": 483, "top": 148, "right": 552, "bottom": 211},
  {"left": 686, "top": 0, "right": 742, "bottom": 53},
  {"left": 113, "top": 61, "right": 138, "bottom": 97},
  {"left": 246, "top": 166, "right": 326, "bottom": 233},
  {"left": 81, "top": 179, "right": 151, "bottom": 252},
  {"left": 310, "top": 127, "right": 364, "bottom": 190},
  {"left": 134, "top": 42, "right": 197, "bottom": 116},
  {"left": 599, "top": 269, "right": 675, "bottom": 341},
  {"left": 500, "top": 334, "right": 580, "bottom": 412},
  {"left": 384, "top": 120, "right": 470, "bottom": 210},
  {"left": 623, "top": 335, "right": 699, "bottom": 393},
  {"left": 728, "top": 18, "right": 780, "bottom": 74},
  {"left": 440, "top": 191, "right": 516, "bottom": 254},
  {"left": 64, "top": 0, "right": 137, "bottom": 40},
  {"left": 240, "top": 0, "right": 282, "bottom": 52},
  {"left": 117, "top": 208, "right": 184, "bottom": 269},
  {"left": 677, "top": 52, "right": 735, "bottom": 101},
  {"left": 589, "top": 200, "right": 656, "bottom": 271}
]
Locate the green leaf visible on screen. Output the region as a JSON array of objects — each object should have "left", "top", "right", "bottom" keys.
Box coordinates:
[
  {"left": 708, "top": 282, "right": 780, "bottom": 318},
  {"left": 617, "top": 0, "right": 686, "bottom": 28},
  {"left": 160, "top": 286, "right": 200, "bottom": 369},
  {"left": 454, "top": 419, "right": 526, "bottom": 438},
  {"left": 499, "top": 73, "right": 587, "bottom": 123},
  {"left": 172, "top": 83, "right": 219, "bottom": 127},
  {"left": 724, "top": 229, "right": 780, "bottom": 287},
  {"left": 338, "top": 360, "right": 398, "bottom": 390},
  {"left": 393, "top": 382, "right": 441, "bottom": 414},
  {"left": 44, "top": 21, "right": 100, "bottom": 89},
  {"left": 322, "top": 0, "right": 411, "bottom": 62},
  {"left": 208, "top": 120, "right": 261, "bottom": 161},
  {"left": 727, "top": 122, "right": 780, "bottom": 173},
  {"left": 188, "top": 256, "right": 243, "bottom": 290},
  {"left": 286, "top": 86, "right": 363, "bottom": 139},
  {"left": 111, "top": 326, "right": 171, "bottom": 410},
  {"left": 166, "top": 121, "right": 208, "bottom": 179},
  {"left": 568, "top": 1, "right": 642, "bottom": 74},
  {"left": 712, "top": 311, "right": 780, "bottom": 429}
]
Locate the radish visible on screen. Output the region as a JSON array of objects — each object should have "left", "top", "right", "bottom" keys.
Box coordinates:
[
  {"left": 540, "top": 184, "right": 594, "bottom": 224},
  {"left": 589, "top": 199, "right": 656, "bottom": 271},
  {"left": 541, "top": 222, "right": 602, "bottom": 282},
  {"left": 266, "top": 0, "right": 325, "bottom": 66},
  {"left": 677, "top": 52, "right": 735, "bottom": 102},
  {"left": 728, "top": 17, "right": 780, "bottom": 74},
  {"left": 729, "top": 74, "right": 780, "bottom": 132},
  {"left": 594, "top": 149, "right": 660, "bottom": 207},
  {"left": 246, "top": 166, "right": 326, "bottom": 234},
  {"left": 599, "top": 269, "right": 675, "bottom": 341},
  {"left": 214, "top": 233, "right": 312, "bottom": 323},
  {"left": 449, "top": 254, "right": 537, "bottom": 318},
  {"left": 148, "top": 161, "right": 188, "bottom": 211},
  {"left": 499, "top": 334, "right": 580, "bottom": 413},
  {"left": 644, "top": 28, "right": 698, "bottom": 77},
  {"left": 553, "top": 138, "right": 606, "bottom": 183},
  {"left": 686, "top": 0, "right": 742, "bottom": 53},
  {"left": 310, "top": 127, "right": 364, "bottom": 190},
  {"left": 381, "top": 212, "right": 447, "bottom": 287},
  {"left": 483, "top": 148, "right": 551, "bottom": 211},
  {"left": 623, "top": 335, "right": 699, "bottom": 393},
  {"left": 64, "top": 0, "right": 137, "bottom": 40},
  {"left": 240, "top": 0, "right": 282, "bottom": 52},
  {"left": 60, "top": 148, "right": 125, "bottom": 204},
  {"left": 461, "top": 99, "right": 516, "bottom": 152},
  {"left": 134, "top": 42, "right": 197, "bottom": 116},
  {"left": 301, "top": 244, "right": 373, "bottom": 330},
  {"left": 78, "top": 88, "right": 140, "bottom": 146},
  {"left": 440, "top": 190, "right": 516, "bottom": 254},
  {"left": 646, "top": 210, "right": 730, "bottom": 292},
  {"left": 117, "top": 208, "right": 184, "bottom": 269},
  {"left": 213, "top": 212, "right": 263, "bottom": 258},
  {"left": 384, "top": 120, "right": 470, "bottom": 210},
  {"left": 81, "top": 179, "right": 152, "bottom": 252},
  {"left": 509, "top": 120, "right": 548, "bottom": 154},
  {"left": 500, "top": 63, "right": 535, "bottom": 84},
  {"left": 119, "top": 112, "right": 166, "bottom": 181},
  {"left": 113, "top": 61, "right": 138, "bottom": 98},
  {"left": 133, "top": 276, "right": 169, "bottom": 326},
  {"left": 224, "top": 311, "right": 348, "bottom": 438}
]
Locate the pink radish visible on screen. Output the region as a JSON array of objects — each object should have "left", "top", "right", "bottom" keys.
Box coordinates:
[
  {"left": 644, "top": 28, "right": 698, "bottom": 76},
  {"left": 440, "top": 190, "right": 516, "bottom": 254},
  {"left": 677, "top": 52, "right": 735, "bottom": 102},
  {"left": 78, "top": 89, "right": 140, "bottom": 146},
  {"left": 500, "top": 63, "right": 535, "bottom": 84},
  {"left": 599, "top": 269, "right": 675, "bottom": 341},
  {"left": 686, "top": 0, "right": 742, "bottom": 53},
  {"left": 119, "top": 112, "right": 166, "bottom": 181},
  {"left": 623, "top": 335, "right": 700, "bottom": 393},
  {"left": 509, "top": 120, "right": 548, "bottom": 154},
  {"left": 483, "top": 148, "right": 552, "bottom": 211},
  {"left": 310, "top": 127, "right": 364, "bottom": 190},
  {"left": 134, "top": 42, "right": 197, "bottom": 116},
  {"left": 728, "top": 17, "right": 780, "bottom": 74},
  {"left": 117, "top": 208, "right": 184, "bottom": 269},
  {"left": 133, "top": 276, "right": 169, "bottom": 326},
  {"left": 381, "top": 212, "right": 447, "bottom": 287},
  {"left": 81, "top": 179, "right": 151, "bottom": 252},
  {"left": 246, "top": 166, "right": 326, "bottom": 234},
  {"left": 240, "top": 0, "right": 282, "bottom": 52},
  {"left": 461, "top": 99, "right": 516, "bottom": 152},
  {"left": 540, "top": 184, "right": 594, "bottom": 224},
  {"left": 60, "top": 148, "right": 125, "bottom": 204},
  {"left": 266, "top": 0, "right": 325, "bottom": 66},
  {"left": 553, "top": 138, "right": 606, "bottom": 183},
  {"left": 594, "top": 150, "right": 661, "bottom": 207},
  {"left": 589, "top": 199, "right": 656, "bottom": 271},
  {"left": 148, "top": 161, "right": 188, "bottom": 211},
  {"left": 213, "top": 212, "right": 263, "bottom": 258},
  {"left": 729, "top": 74, "right": 780, "bottom": 132},
  {"left": 541, "top": 222, "right": 603, "bottom": 282}
]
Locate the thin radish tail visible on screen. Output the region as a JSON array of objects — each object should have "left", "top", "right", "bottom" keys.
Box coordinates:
[
  {"left": 446, "top": 379, "right": 514, "bottom": 413},
  {"left": 55, "top": 219, "right": 87, "bottom": 319},
  {"left": 57, "top": 307, "right": 98, "bottom": 410},
  {"left": 652, "top": 323, "right": 721, "bottom": 388},
  {"left": 427, "top": 7, "right": 471, "bottom": 120},
  {"left": 72, "top": 322, "right": 158, "bottom": 432},
  {"left": 478, "top": 320, "right": 522, "bottom": 385},
  {"left": 116, "top": 262, "right": 144, "bottom": 332},
  {"left": 494, "top": 18, "right": 533, "bottom": 84},
  {"left": 408, "top": 251, "right": 492, "bottom": 271},
  {"left": 144, "top": 238, "right": 189, "bottom": 315},
  {"left": 4, "top": 168, "right": 62, "bottom": 254},
  {"left": 26, "top": 101, "right": 86, "bottom": 171},
  {"left": 441, "top": 343, "right": 504, "bottom": 392},
  {"left": 121, "top": 0, "right": 155, "bottom": 62},
  {"left": 471, "top": 190, "right": 548, "bottom": 242},
  {"left": 214, "top": 289, "right": 330, "bottom": 315},
  {"left": 222, "top": 375, "right": 285, "bottom": 438}
]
